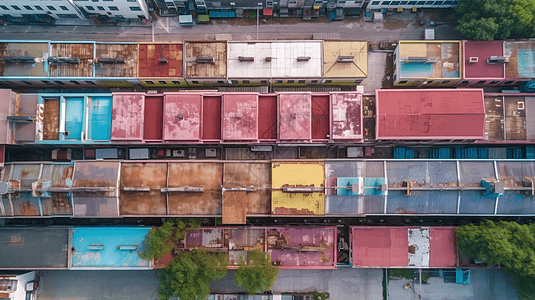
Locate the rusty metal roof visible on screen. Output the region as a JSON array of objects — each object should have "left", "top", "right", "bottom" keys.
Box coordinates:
[
  {"left": 163, "top": 93, "right": 202, "bottom": 141},
  {"left": 278, "top": 93, "right": 312, "bottom": 140},
  {"left": 49, "top": 43, "right": 94, "bottom": 77},
  {"left": 330, "top": 92, "right": 363, "bottom": 140},
  {"left": 138, "top": 43, "right": 183, "bottom": 78},
  {"left": 271, "top": 161, "right": 325, "bottom": 215},
  {"left": 0, "top": 42, "right": 48, "bottom": 77},
  {"left": 222, "top": 93, "right": 259, "bottom": 141},
  {"left": 119, "top": 163, "right": 167, "bottom": 215},
  {"left": 184, "top": 41, "right": 227, "bottom": 78},
  {"left": 376, "top": 89, "right": 486, "bottom": 140},
  {"left": 95, "top": 43, "right": 138, "bottom": 78}
]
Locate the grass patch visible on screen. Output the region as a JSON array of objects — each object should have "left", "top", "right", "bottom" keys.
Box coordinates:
[
  {"left": 382, "top": 270, "right": 387, "bottom": 300},
  {"left": 388, "top": 269, "right": 414, "bottom": 280}
]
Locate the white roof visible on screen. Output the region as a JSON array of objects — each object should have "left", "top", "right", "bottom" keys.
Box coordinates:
[{"left": 227, "top": 41, "right": 322, "bottom": 78}]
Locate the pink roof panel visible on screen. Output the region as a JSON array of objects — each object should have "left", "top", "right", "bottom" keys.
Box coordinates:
[
  {"left": 429, "top": 227, "right": 457, "bottom": 267},
  {"left": 351, "top": 227, "right": 408, "bottom": 267},
  {"left": 331, "top": 92, "right": 363, "bottom": 140},
  {"left": 376, "top": 89, "right": 486, "bottom": 140},
  {"left": 111, "top": 93, "right": 144, "bottom": 140},
  {"left": 278, "top": 93, "right": 312, "bottom": 140},
  {"left": 163, "top": 93, "right": 202, "bottom": 141},
  {"left": 222, "top": 93, "right": 258, "bottom": 141},
  {"left": 463, "top": 41, "right": 505, "bottom": 79}
]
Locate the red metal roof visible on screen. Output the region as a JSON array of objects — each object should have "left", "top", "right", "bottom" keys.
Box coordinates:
[
  {"left": 222, "top": 93, "right": 259, "bottom": 141},
  {"left": 376, "top": 89, "right": 486, "bottom": 140},
  {"left": 351, "top": 227, "right": 408, "bottom": 267},
  {"left": 463, "top": 41, "right": 505, "bottom": 79},
  {"left": 429, "top": 227, "right": 457, "bottom": 267},
  {"left": 263, "top": 7, "right": 273, "bottom": 16},
  {"left": 111, "top": 93, "right": 145, "bottom": 140},
  {"left": 278, "top": 93, "right": 312, "bottom": 140},
  {"left": 330, "top": 92, "right": 363, "bottom": 140},
  {"left": 138, "top": 43, "right": 183, "bottom": 78},
  {"left": 163, "top": 93, "right": 202, "bottom": 141}
]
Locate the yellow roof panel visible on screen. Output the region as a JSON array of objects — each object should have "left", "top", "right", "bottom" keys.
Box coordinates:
[{"left": 323, "top": 41, "right": 367, "bottom": 79}]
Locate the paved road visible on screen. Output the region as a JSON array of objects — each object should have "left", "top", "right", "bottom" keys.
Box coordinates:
[{"left": 0, "top": 11, "right": 460, "bottom": 42}]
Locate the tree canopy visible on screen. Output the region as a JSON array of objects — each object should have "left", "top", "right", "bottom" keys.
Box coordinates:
[
  {"left": 453, "top": 0, "right": 535, "bottom": 40},
  {"left": 157, "top": 249, "right": 228, "bottom": 300},
  {"left": 235, "top": 249, "right": 280, "bottom": 295}
]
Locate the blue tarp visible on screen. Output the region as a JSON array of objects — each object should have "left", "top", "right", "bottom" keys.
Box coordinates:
[{"left": 209, "top": 10, "right": 236, "bottom": 18}]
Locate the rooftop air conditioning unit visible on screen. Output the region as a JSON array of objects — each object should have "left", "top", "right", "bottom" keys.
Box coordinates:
[
  {"left": 196, "top": 57, "right": 215, "bottom": 64},
  {"left": 238, "top": 56, "right": 255, "bottom": 62},
  {"left": 468, "top": 57, "right": 478, "bottom": 63},
  {"left": 49, "top": 57, "right": 80, "bottom": 64},
  {"left": 97, "top": 57, "right": 125, "bottom": 64},
  {"left": 487, "top": 56, "right": 509, "bottom": 64},
  {"left": 297, "top": 56, "right": 311, "bottom": 61},
  {"left": 337, "top": 56, "right": 354, "bottom": 62},
  {"left": 159, "top": 58, "right": 169, "bottom": 64}
]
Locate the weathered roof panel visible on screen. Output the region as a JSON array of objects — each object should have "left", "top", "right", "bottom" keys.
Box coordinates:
[
  {"left": 138, "top": 43, "right": 183, "bottom": 78},
  {"left": 278, "top": 93, "right": 312, "bottom": 140},
  {"left": 330, "top": 92, "right": 363, "bottom": 140},
  {"left": 0, "top": 42, "right": 48, "bottom": 77},
  {"left": 0, "top": 227, "right": 70, "bottom": 269},
  {"left": 223, "top": 162, "right": 271, "bottom": 215},
  {"left": 184, "top": 41, "right": 227, "bottom": 78},
  {"left": 163, "top": 93, "right": 202, "bottom": 141},
  {"left": 504, "top": 41, "right": 535, "bottom": 79},
  {"left": 376, "top": 89, "right": 486, "bottom": 140},
  {"left": 119, "top": 163, "right": 167, "bottom": 215},
  {"left": 95, "top": 43, "right": 138, "bottom": 78},
  {"left": 111, "top": 93, "right": 145, "bottom": 140},
  {"left": 222, "top": 93, "right": 259, "bottom": 141},
  {"left": 351, "top": 227, "right": 408, "bottom": 267},
  {"left": 49, "top": 43, "right": 94, "bottom": 77}
]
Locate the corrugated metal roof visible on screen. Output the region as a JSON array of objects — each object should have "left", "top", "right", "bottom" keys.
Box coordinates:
[
  {"left": 429, "top": 227, "right": 457, "bottom": 267},
  {"left": 504, "top": 41, "right": 535, "bottom": 79},
  {"left": 119, "top": 163, "right": 167, "bottom": 215},
  {"left": 463, "top": 41, "right": 504, "bottom": 79},
  {"left": 386, "top": 190, "right": 458, "bottom": 214},
  {"left": 222, "top": 191, "right": 247, "bottom": 224},
  {"left": 49, "top": 43, "right": 94, "bottom": 77},
  {"left": 278, "top": 93, "right": 312, "bottom": 140},
  {"left": 323, "top": 41, "right": 367, "bottom": 78},
  {"left": 95, "top": 43, "right": 138, "bottom": 78},
  {"left": 227, "top": 41, "right": 322, "bottom": 79},
  {"left": 185, "top": 41, "right": 227, "bottom": 78},
  {"left": 376, "top": 89, "right": 486, "bottom": 140},
  {"left": 0, "top": 227, "right": 70, "bottom": 269},
  {"left": 138, "top": 43, "right": 183, "bottom": 78},
  {"left": 330, "top": 92, "right": 363, "bottom": 140},
  {"left": 111, "top": 93, "right": 145, "bottom": 140},
  {"left": 497, "top": 191, "right": 535, "bottom": 214},
  {"left": 222, "top": 93, "right": 258, "bottom": 141},
  {"left": 271, "top": 161, "right": 325, "bottom": 215},
  {"left": 325, "top": 195, "right": 385, "bottom": 215},
  {"left": 0, "top": 42, "right": 48, "bottom": 77},
  {"left": 163, "top": 93, "right": 202, "bottom": 141},
  {"left": 525, "top": 97, "right": 535, "bottom": 140},
  {"left": 223, "top": 162, "right": 271, "bottom": 215}
]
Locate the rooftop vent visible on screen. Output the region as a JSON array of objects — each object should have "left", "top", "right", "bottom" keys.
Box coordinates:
[
  {"left": 487, "top": 56, "right": 509, "bottom": 64},
  {"left": 159, "top": 58, "right": 169, "bottom": 64},
  {"left": 97, "top": 57, "right": 125, "bottom": 64},
  {"left": 238, "top": 56, "right": 254, "bottom": 62},
  {"left": 264, "top": 56, "right": 273, "bottom": 61},
  {"left": 1, "top": 56, "right": 36, "bottom": 63},
  {"left": 297, "top": 56, "right": 311, "bottom": 61},
  {"left": 49, "top": 57, "right": 80, "bottom": 64},
  {"left": 468, "top": 57, "right": 478, "bottom": 63},
  {"left": 337, "top": 56, "right": 354, "bottom": 62},
  {"left": 196, "top": 57, "right": 215, "bottom": 64}
]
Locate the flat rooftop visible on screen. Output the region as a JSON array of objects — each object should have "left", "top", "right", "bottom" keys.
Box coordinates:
[
  {"left": 484, "top": 95, "right": 535, "bottom": 141},
  {"left": 350, "top": 226, "right": 457, "bottom": 268},
  {"left": 376, "top": 89, "right": 486, "bottom": 140},
  {"left": 95, "top": 43, "right": 138, "bottom": 78},
  {"left": 227, "top": 41, "right": 322, "bottom": 79},
  {"left": 0, "top": 227, "right": 70, "bottom": 269},
  {"left": 504, "top": 40, "right": 535, "bottom": 79},
  {"left": 49, "top": 43, "right": 94, "bottom": 77},
  {"left": 463, "top": 40, "right": 505, "bottom": 79},
  {"left": 323, "top": 41, "right": 367, "bottom": 78},
  {"left": 0, "top": 42, "right": 48, "bottom": 77},
  {"left": 398, "top": 41, "right": 460, "bottom": 79},
  {"left": 184, "top": 41, "right": 227, "bottom": 78},
  {"left": 138, "top": 43, "right": 183, "bottom": 78},
  {"left": 71, "top": 227, "right": 151, "bottom": 269}
]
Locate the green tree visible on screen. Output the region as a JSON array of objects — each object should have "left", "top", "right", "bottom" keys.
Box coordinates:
[
  {"left": 157, "top": 249, "right": 228, "bottom": 300},
  {"left": 453, "top": 0, "right": 535, "bottom": 40},
  {"left": 235, "top": 249, "right": 280, "bottom": 294}
]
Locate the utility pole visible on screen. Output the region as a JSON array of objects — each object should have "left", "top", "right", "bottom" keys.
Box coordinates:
[{"left": 257, "top": 3, "right": 263, "bottom": 40}]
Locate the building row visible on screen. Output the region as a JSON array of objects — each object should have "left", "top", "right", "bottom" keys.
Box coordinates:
[
  {"left": 1, "top": 159, "right": 534, "bottom": 221},
  {"left": 0, "top": 0, "right": 149, "bottom": 22},
  {"left": 0, "top": 40, "right": 367, "bottom": 88},
  {"left": 1, "top": 89, "right": 534, "bottom": 151},
  {"left": 0, "top": 226, "right": 460, "bottom": 270}
]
